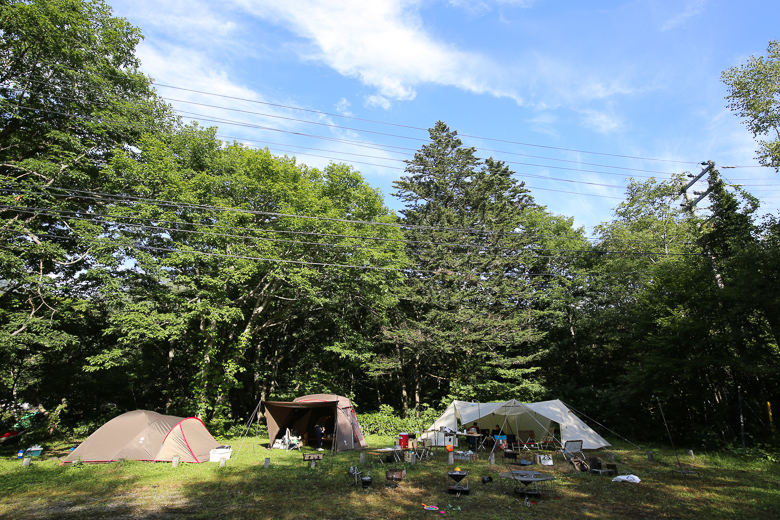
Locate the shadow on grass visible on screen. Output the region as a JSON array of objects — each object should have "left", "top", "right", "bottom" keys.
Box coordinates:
[{"left": 2, "top": 442, "right": 780, "bottom": 519}]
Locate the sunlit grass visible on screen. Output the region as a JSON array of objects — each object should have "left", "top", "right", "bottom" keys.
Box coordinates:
[{"left": 0, "top": 436, "right": 778, "bottom": 519}]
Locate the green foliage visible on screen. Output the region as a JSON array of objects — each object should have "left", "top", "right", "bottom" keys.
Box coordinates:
[
  {"left": 384, "top": 121, "right": 574, "bottom": 413},
  {"left": 722, "top": 40, "right": 780, "bottom": 169},
  {"left": 356, "top": 405, "right": 441, "bottom": 435},
  {"left": 2, "top": 1, "right": 779, "bottom": 454},
  {"left": 0, "top": 0, "right": 171, "bottom": 417},
  {"left": 721, "top": 442, "right": 780, "bottom": 463}
]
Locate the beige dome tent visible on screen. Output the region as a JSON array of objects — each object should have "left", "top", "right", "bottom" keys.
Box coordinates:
[
  {"left": 264, "top": 394, "right": 366, "bottom": 451},
  {"left": 64, "top": 410, "right": 221, "bottom": 463}
]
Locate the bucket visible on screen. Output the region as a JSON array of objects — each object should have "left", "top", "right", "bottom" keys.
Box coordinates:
[{"left": 399, "top": 432, "right": 409, "bottom": 449}]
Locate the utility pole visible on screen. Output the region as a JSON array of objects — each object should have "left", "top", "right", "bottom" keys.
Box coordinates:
[{"left": 679, "top": 160, "right": 725, "bottom": 289}]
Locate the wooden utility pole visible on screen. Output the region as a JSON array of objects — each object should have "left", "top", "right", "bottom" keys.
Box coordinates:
[{"left": 679, "top": 160, "right": 725, "bottom": 289}]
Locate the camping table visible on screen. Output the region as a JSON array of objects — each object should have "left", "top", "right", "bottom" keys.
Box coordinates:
[
  {"left": 498, "top": 470, "right": 555, "bottom": 496},
  {"left": 373, "top": 447, "right": 402, "bottom": 463},
  {"left": 459, "top": 433, "right": 482, "bottom": 451}
]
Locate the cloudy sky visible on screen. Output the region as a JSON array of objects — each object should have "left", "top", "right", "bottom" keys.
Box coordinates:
[{"left": 107, "top": 0, "right": 780, "bottom": 231}]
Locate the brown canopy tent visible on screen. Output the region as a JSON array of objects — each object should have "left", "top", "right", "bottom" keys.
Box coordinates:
[
  {"left": 264, "top": 394, "right": 366, "bottom": 451},
  {"left": 63, "top": 410, "right": 220, "bottom": 463}
]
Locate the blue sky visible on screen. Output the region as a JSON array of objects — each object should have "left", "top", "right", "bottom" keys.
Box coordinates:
[{"left": 107, "top": 0, "right": 780, "bottom": 231}]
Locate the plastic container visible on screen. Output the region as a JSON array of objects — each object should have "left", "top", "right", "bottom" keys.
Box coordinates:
[
  {"left": 209, "top": 447, "right": 232, "bottom": 462},
  {"left": 26, "top": 446, "right": 43, "bottom": 457},
  {"left": 398, "top": 432, "right": 409, "bottom": 449}
]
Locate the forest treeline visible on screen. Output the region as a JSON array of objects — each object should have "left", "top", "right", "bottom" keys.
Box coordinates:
[{"left": 2, "top": 0, "right": 779, "bottom": 448}]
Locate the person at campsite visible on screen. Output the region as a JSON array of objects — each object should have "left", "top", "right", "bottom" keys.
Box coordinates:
[
  {"left": 314, "top": 416, "right": 329, "bottom": 451},
  {"left": 492, "top": 425, "right": 507, "bottom": 449},
  {"left": 467, "top": 422, "right": 479, "bottom": 450}
]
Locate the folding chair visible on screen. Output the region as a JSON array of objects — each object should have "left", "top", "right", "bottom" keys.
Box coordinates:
[
  {"left": 506, "top": 434, "right": 516, "bottom": 450},
  {"left": 539, "top": 429, "right": 559, "bottom": 450},
  {"left": 560, "top": 440, "right": 584, "bottom": 462},
  {"left": 478, "top": 429, "right": 491, "bottom": 450},
  {"left": 285, "top": 428, "right": 302, "bottom": 452},
  {"left": 516, "top": 430, "right": 537, "bottom": 451},
  {"left": 416, "top": 439, "right": 432, "bottom": 461}
]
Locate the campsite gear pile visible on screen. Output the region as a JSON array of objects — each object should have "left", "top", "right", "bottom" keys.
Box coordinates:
[{"left": 16, "top": 445, "right": 43, "bottom": 459}]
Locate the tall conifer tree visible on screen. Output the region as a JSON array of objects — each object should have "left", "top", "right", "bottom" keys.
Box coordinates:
[{"left": 386, "top": 121, "right": 551, "bottom": 412}]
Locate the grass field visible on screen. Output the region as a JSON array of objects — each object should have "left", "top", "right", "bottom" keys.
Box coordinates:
[{"left": 1, "top": 436, "right": 778, "bottom": 519}]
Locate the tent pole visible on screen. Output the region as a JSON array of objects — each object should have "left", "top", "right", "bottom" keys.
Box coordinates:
[
  {"left": 656, "top": 396, "right": 683, "bottom": 470},
  {"left": 235, "top": 400, "right": 262, "bottom": 461},
  {"left": 329, "top": 411, "right": 338, "bottom": 473}
]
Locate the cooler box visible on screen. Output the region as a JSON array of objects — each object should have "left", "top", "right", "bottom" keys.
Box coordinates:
[
  {"left": 26, "top": 446, "right": 43, "bottom": 457},
  {"left": 209, "top": 447, "right": 232, "bottom": 462},
  {"left": 399, "top": 432, "right": 409, "bottom": 449}
]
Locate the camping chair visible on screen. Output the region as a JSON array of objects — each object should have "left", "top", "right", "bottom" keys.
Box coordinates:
[
  {"left": 285, "top": 428, "right": 302, "bottom": 452},
  {"left": 560, "top": 440, "right": 584, "bottom": 462},
  {"left": 506, "top": 434, "right": 516, "bottom": 450},
  {"left": 539, "top": 429, "right": 558, "bottom": 450},
  {"left": 416, "top": 438, "right": 432, "bottom": 461},
  {"left": 478, "top": 429, "right": 491, "bottom": 450},
  {"left": 516, "top": 430, "right": 537, "bottom": 451}
]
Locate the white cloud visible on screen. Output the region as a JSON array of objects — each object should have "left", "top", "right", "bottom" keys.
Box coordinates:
[
  {"left": 227, "top": 0, "right": 645, "bottom": 122},
  {"left": 578, "top": 108, "right": 624, "bottom": 134},
  {"left": 660, "top": 0, "right": 707, "bottom": 32},
  {"left": 448, "top": 0, "right": 538, "bottom": 12},
  {"left": 231, "top": 0, "right": 523, "bottom": 103},
  {"left": 112, "top": 0, "right": 239, "bottom": 40},
  {"left": 365, "top": 95, "right": 392, "bottom": 110},
  {"left": 528, "top": 113, "right": 559, "bottom": 138},
  {"left": 335, "top": 98, "right": 353, "bottom": 116}
]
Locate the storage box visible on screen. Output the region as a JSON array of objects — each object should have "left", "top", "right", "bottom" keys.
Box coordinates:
[
  {"left": 26, "top": 446, "right": 43, "bottom": 457},
  {"left": 209, "top": 448, "right": 232, "bottom": 462}
]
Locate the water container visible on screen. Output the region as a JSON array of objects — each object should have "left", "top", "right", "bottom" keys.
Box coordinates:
[{"left": 399, "top": 432, "right": 409, "bottom": 449}]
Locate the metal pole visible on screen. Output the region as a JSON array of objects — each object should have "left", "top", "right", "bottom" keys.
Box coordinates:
[
  {"left": 738, "top": 385, "right": 746, "bottom": 450},
  {"left": 656, "top": 397, "right": 682, "bottom": 470}
]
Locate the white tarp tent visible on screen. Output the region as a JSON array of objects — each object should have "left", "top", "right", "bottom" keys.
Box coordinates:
[{"left": 421, "top": 398, "right": 610, "bottom": 450}]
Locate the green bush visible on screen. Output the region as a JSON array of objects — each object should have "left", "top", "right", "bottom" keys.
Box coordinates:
[{"left": 356, "top": 405, "right": 440, "bottom": 436}]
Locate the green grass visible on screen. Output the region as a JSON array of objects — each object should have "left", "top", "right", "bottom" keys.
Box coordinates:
[{"left": 1, "top": 437, "right": 778, "bottom": 519}]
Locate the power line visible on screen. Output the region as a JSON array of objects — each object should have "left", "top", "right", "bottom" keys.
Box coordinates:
[
  {"left": 151, "top": 83, "right": 698, "bottom": 165},
  {"left": 2, "top": 202, "right": 703, "bottom": 258},
  {"left": 12, "top": 79, "right": 684, "bottom": 178},
  {"left": 19, "top": 74, "right": 703, "bottom": 176},
  {"left": 8, "top": 186, "right": 704, "bottom": 248},
  {"left": 21, "top": 230, "right": 670, "bottom": 281},
  {"left": 10, "top": 64, "right": 707, "bottom": 166},
  {"left": 7, "top": 99, "right": 777, "bottom": 197}
]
